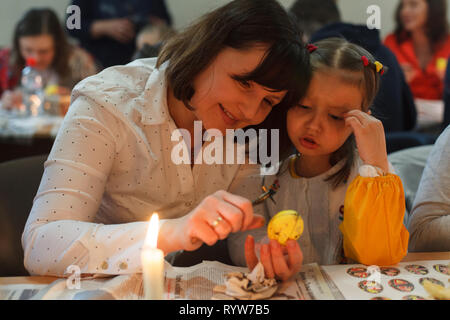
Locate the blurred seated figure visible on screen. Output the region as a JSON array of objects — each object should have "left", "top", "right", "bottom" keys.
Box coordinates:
[
  {"left": 132, "top": 23, "right": 176, "bottom": 60},
  {"left": 0, "top": 8, "right": 97, "bottom": 113},
  {"left": 67, "top": 0, "right": 172, "bottom": 69},
  {"left": 407, "top": 125, "right": 450, "bottom": 252},
  {"left": 288, "top": 0, "right": 341, "bottom": 43},
  {"left": 384, "top": 0, "right": 450, "bottom": 101},
  {"left": 290, "top": 0, "right": 417, "bottom": 136}
]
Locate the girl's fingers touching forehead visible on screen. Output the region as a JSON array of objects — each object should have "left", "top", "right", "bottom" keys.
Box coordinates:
[
  {"left": 343, "top": 109, "right": 364, "bottom": 117},
  {"left": 343, "top": 110, "right": 372, "bottom": 122}
]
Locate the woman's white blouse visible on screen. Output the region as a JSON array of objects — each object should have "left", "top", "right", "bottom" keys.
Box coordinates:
[{"left": 21, "top": 58, "right": 259, "bottom": 276}]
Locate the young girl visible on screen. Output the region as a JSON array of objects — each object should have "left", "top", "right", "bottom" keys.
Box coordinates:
[{"left": 228, "top": 38, "right": 409, "bottom": 281}]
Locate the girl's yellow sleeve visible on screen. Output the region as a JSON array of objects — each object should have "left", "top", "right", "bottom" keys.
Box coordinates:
[{"left": 339, "top": 174, "right": 409, "bottom": 266}]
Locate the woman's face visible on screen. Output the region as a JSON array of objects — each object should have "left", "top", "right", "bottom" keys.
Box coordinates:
[
  {"left": 287, "top": 71, "right": 363, "bottom": 158},
  {"left": 19, "top": 34, "right": 55, "bottom": 71},
  {"left": 189, "top": 46, "right": 287, "bottom": 134},
  {"left": 400, "top": 0, "right": 428, "bottom": 32}
]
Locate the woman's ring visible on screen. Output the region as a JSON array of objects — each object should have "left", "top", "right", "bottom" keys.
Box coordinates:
[{"left": 211, "top": 216, "right": 223, "bottom": 227}]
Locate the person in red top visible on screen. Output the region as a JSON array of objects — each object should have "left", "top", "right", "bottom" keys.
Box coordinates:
[{"left": 384, "top": 0, "right": 450, "bottom": 100}]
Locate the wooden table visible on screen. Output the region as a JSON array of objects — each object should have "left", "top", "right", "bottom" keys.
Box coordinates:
[{"left": 1, "top": 252, "right": 449, "bottom": 286}]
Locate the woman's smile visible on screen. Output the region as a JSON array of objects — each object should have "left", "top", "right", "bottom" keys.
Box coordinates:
[{"left": 219, "top": 103, "right": 238, "bottom": 126}]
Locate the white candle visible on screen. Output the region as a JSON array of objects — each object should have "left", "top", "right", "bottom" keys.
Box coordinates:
[{"left": 141, "top": 213, "right": 164, "bottom": 300}]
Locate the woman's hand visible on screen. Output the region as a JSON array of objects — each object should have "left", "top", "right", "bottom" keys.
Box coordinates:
[
  {"left": 1, "top": 89, "right": 22, "bottom": 110},
  {"left": 245, "top": 235, "right": 303, "bottom": 281},
  {"left": 168, "top": 190, "right": 266, "bottom": 252},
  {"left": 344, "top": 110, "right": 389, "bottom": 173}
]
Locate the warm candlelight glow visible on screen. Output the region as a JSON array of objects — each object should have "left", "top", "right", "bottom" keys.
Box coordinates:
[
  {"left": 141, "top": 212, "right": 164, "bottom": 300},
  {"left": 145, "top": 213, "right": 159, "bottom": 248}
]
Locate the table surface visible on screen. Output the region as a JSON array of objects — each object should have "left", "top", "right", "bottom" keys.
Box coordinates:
[{"left": 0, "top": 251, "right": 449, "bottom": 286}]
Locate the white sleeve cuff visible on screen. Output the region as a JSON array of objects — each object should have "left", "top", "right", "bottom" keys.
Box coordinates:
[
  {"left": 359, "top": 163, "right": 396, "bottom": 177},
  {"left": 359, "top": 165, "right": 383, "bottom": 177}
]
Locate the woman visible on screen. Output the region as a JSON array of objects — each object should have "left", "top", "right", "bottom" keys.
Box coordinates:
[
  {"left": 21, "top": 0, "right": 310, "bottom": 276},
  {"left": 0, "top": 8, "right": 97, "bottom": 110},
  {"left": 408, "top": 125, "right": 450, "bottom": 252},
  {"left": 384, "top": 0, "right": 450, "bottom": 100}
]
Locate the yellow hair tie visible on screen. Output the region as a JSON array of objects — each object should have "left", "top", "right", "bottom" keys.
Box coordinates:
[{"left": 374, "top": 61, "right": 383, "bottom": 73}]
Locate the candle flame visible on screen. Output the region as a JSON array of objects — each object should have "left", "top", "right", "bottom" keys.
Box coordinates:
[{"left": 144, "top": 213, "right": 159, "bottom": 249}]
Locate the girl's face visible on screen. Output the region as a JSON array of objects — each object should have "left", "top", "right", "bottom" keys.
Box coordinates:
[
  {"left": 400, "top": 0, "right": 428, "bottom": 32},
  {"left": 19, "top": 34, "right": 55, "bottom": 71},
  {"left": 190, "top": 46, "right": 287, "bottom": 134},
  {"left": 287, "top": 71, "right": 363, "bottom": 158}
]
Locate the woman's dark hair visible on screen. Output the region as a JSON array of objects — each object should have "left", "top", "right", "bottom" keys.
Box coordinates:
[
  {"left": 157, "top": 0, "right": 311, "bottom": 159},
  {"left": 10, "top": 8, "right": 71, "bottom": 79},
  {"left": 285, "top": 38, "right": 384, "bottom": 188},
  {"left": 394, "top": 0, "right": 449, "bottom": 49}
]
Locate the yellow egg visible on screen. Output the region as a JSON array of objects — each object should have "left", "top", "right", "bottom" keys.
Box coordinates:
[{"left": 267, "top": 210, "right": 304, "bottom": 245}]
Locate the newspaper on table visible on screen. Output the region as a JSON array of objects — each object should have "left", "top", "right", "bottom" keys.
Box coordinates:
[
  {"left": 0, "top": 261, "right": 340, "bottom": 300},
  {"left": 3, "top": 259, "right": 447, "bottom": 300},
  {"left": 321, "top": 259, "right": 450, "bottom": 300}
]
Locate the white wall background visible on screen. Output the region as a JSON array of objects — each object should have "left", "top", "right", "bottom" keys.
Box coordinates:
[{"left": 0, "top": 0, "right": 448, "bottom": 47}]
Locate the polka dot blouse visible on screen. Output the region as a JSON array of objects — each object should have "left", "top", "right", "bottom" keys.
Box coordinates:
[{"left": 21, "top": 58, "right": 262, "bottom": 277}]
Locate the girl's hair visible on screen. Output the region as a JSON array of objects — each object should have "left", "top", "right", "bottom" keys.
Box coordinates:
[
  {"left": 157, "top": 0, "right": 311, "bottom": 158},
  {"left": 10, "top": 8, "right": 71, "bottom": 79},
  {"left": 291, "top": 38, "right": 383, "bottom": 188},
  {"left": 394, "top": 0, "right": 448, "bottom": 49}
]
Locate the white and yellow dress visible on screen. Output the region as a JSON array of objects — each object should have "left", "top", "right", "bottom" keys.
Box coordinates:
[{"left": 228, "top": 153, "right": 409, "bottom": 267}]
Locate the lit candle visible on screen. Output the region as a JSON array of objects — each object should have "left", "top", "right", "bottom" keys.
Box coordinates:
[{"left": 141, "top": 213, "right": 164, "bottom": 300}]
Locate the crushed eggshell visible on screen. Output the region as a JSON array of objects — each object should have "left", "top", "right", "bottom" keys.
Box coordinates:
[{"left": 212, "top": 262, "right": 278, "bottom": 300}]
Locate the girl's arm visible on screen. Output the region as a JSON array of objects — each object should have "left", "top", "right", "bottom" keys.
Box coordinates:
[{"left": 339, "top": 163, "right": 409, "bottom": 266}]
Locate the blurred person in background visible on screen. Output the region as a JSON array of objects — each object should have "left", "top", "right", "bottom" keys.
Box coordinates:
[
  {"left": 67, "top": 0, "right": 172, "bottom": 69},
  {"left": 289, "top": 0, "right": 341, "bottom": 43},
  {"left": 132, "top": 23, "right": 176, "bottom": 60},
  {"left": 0, "top": 8, "right": 97, "bottom": 112},
  {"left": 384, "top": 0, "right": 450, "bottom": 101}
]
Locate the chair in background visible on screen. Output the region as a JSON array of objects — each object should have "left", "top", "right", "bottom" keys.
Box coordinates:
[
  {"left": 0, "top": 154, "right": 47, "bottom": 276},
  {"left": 385, "top": 131, "right": 436, "bottom": 154}
]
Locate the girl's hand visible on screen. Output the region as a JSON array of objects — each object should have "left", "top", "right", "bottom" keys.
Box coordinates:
[
  {"left": 245, "top": 235, "right": 303, "bottom": 281},
  {"left": 344, "top": 110, "right": 389, "bottom": 173},
  {"left": 173, "top": 190, "right": 265, "bottom": 251}
]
